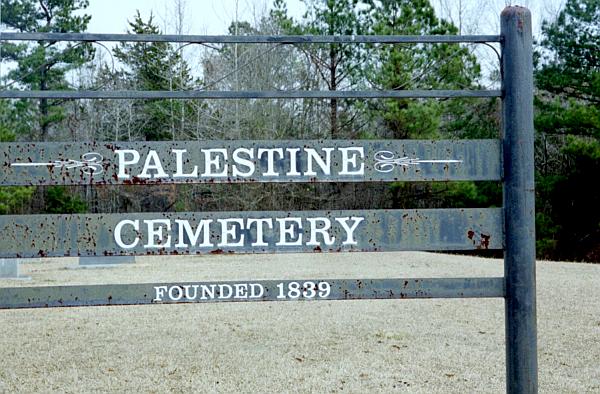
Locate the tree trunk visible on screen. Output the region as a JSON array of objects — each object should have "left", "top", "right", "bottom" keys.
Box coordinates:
[
  {"left": 329, "top": 45, "right": 338, "bottom": 139},
  {"left": 39, "top": 67, "right": 49, "bottom": 141}
]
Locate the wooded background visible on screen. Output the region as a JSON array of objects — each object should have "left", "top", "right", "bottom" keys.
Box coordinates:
[{"left": 0, "top": 0, "right": 598, "bottom": 262}]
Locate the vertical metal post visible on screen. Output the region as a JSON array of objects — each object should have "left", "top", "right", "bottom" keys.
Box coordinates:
[{"left": 501, "top": 6, "right": 538, "bottom": 394}]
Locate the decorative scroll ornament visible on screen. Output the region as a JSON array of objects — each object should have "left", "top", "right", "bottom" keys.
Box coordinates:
[
  {"left": 374, "top": 151, "right": 463, "bottom": 173},
  {"left": 11, "top": 152, "right": 104, "bottom": 175}
]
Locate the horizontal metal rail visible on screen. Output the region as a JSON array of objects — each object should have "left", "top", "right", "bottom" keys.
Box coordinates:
[
  {"left": 0, "top": 208, "right": 503, "bottom": 258},
  {"left": 1, "top": 139, "right": 502, "bottom": 185},
  {"left": 0, "top": 32, "right": 502, "bottom": 44},
  {"left": 0, "top": 89, "right": 502, "bottom": 100},
  {"left": 0, "top": 277, "right": 506, "bottom": 309}
]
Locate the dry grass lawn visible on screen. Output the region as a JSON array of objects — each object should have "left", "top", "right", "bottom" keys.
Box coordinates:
[{"left": 0, "top": 252, "right": 599, "bottom": 393}]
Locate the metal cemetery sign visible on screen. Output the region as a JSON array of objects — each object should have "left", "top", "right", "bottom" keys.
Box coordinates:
[
  {"left": 1, "top": 139, "right": 501, "bottom": 185},
  {"left": 0, "top": 7, "right": 538, "bottom": 393},
  {"left": 0, "top": 278, "right": 504, "bottom": 309},
  {"left": 0, "top": 208, "right": 501, "bottom": 258}
]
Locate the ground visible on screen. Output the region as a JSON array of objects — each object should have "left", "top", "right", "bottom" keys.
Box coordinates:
[{"left": 0, "top": 252, "right": 598, "bottom": 393}]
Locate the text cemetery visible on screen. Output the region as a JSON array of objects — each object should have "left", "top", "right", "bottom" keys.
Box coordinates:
[{"left": 114, "top": 216, "right": 365, "bottom": 250}]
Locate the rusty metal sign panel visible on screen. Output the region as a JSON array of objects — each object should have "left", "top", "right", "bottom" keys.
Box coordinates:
[
  {"left": 0, "top": 208, "right": 502, "bottom": 258},
  {"left": 0, "top": 277, "right": 505, "bottom": 309},
  {"left": 0, "top": 139, "right": 501, "bottom": 185}
]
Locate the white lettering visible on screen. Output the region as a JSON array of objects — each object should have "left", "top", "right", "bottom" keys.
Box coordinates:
[
  {"left": 306, "top": 217, "right": 335, "bottom": 246},
  {"left": 201, "top": 148, "right": 228, "bottom": 177},
  {"left": 275, "top": 217, "right": 303, "bottom": 246},
  {"left": 143, "top": 219, "right": 172, "bottom": 248},
  {"left": 201, "top": 284, "right": 216, "bottom": 300},
  {"left": 334, "top": 216, "right": 365, "bottom": 245},
  {"left": 115, "top": 149, "right": 140, "bottom": 179},
  {"left": 286, "top": 148, "right": 301, "bottom": 176},
  {"left": 257, "top": 148, "right": 284, "bottom": 176},
  {"left": 173, "top": 149, "right": 198, "bottom": 178},
  {"left": 217, "top": 218, "right": 245, "bottom": 247},
  {"left": 232, "top": 148, "right": 255, "bottom": 177},
  {"left": 168, "top": 286, "right": 183, "bottom": 301},
  {"left": 153, "top": 286, "right": 168, "bottom": 301},
  {"left": 218, "top": 284, "right": 233, "bottom": 299},
  {"left": 114, "top": 215, "right": 363, "bottom": 252},
  {"left": 183, "top": 285, "right": 199, "bottom": 300},
  {"left": 234, "top": 283, "right": 248, "bottom": 299},
  {"left": 115, "top": 145, "right": 369, "bottom": 180},
  {"left": 339, "top": 147, "right": 365, "bottom": 175},
  {"left": 247, "top": 218, "right": 273, "bottom": 246},
  {"left": 304, "top": 148, "right": 334, "bottom": 176},
  {"left": 174, "top": 219, "right": 212, "bottom": 247},
  {"left": 156, "top": 283, "right": 267, "bottom": 301},
  {"left": 114, "top": 219, "right": 140, "bottom": 249},
  {"left": 250, "top": 283, "right": 264, "bottom": 298},
  {"left": 139, "top": 150, "right": 168, "bottom": 179}
]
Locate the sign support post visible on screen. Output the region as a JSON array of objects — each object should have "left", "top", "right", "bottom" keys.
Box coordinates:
[{"left": 501, "top": 6, "right": 538, "bottom": 393}]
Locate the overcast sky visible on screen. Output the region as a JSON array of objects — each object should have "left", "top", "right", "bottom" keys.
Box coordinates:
[
  {"left": 0, "top": 0, "right": 565, "bottom": 82},
  {"left": 82, "top": 0, "right": 565, "bottom": 38}
]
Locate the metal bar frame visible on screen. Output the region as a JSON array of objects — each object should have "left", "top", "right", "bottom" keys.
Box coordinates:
[
  {"left": 0, "top": 139, "right": 502, "bottom": 185},
  {"left": 0, "top": 32, "right": 501, "bottom": 100},
  {"left": 0, "top": 277, "right": 505, "bottom": 309},
  {"left": 0, "top": 7, "right": 538, "bottom": 393},
  {"left": 0, "top": 32, "right": 502, "bottom": 44},
  {"left": 0, "top": 89, "right": 501, "bottom": 100},
  {"left": 0, "top": 208, "right": 503, "bottom": 258}
]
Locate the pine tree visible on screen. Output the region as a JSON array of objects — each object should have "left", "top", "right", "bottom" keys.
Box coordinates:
[
  {"left": 535, "top": 0, "right": 600, "bottom": 261},
  {"left": 0, "top": 101, "right": 34, "bottom": 214},
  {"left": 113, "top": 11, "right": 193, "bottom": 141},
  {"left": 1, "top": 0, "right": 94, "bottom": 141},
  {"left": 1, "top": 0, "right": 92, "bottom": 214},
  {"left": 358, "top": 0, "right": 488, "bottom": 210},
  {"left": 272, "top": 0, "right": 365, "bottom": 138},
  {"left": 362, "top": 0, "right": 480, "bottom": 139}
]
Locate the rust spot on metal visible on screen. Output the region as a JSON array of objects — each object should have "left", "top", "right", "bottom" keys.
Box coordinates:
[
  {"left": 210, "top": 249, "right": 224, "bottom": 255},
  {"left": 480, "top": 233, "right": 491, "bottom": 249},
  {"left": 517, "top": 15, "right": 524, "bottom": 32},
  {"left": 467, "top": 230, "right": 475, "bottom": 240},
  {"left": 122, "top": 176, "right": 147, "bottom": 185}
]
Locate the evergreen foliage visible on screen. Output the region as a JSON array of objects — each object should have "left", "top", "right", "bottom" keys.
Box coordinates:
[
  {"left": 535, "top": 0, "right": 600, "bottom": 261},
  {"left": 0, "top": 102, "right": 34, "bottom": 214},
  {"left": 1, "top": 0, "right": 94, "bottom": 140},
  {"left": 113, "top": 11, "right": 194, "bottom": 141}
]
